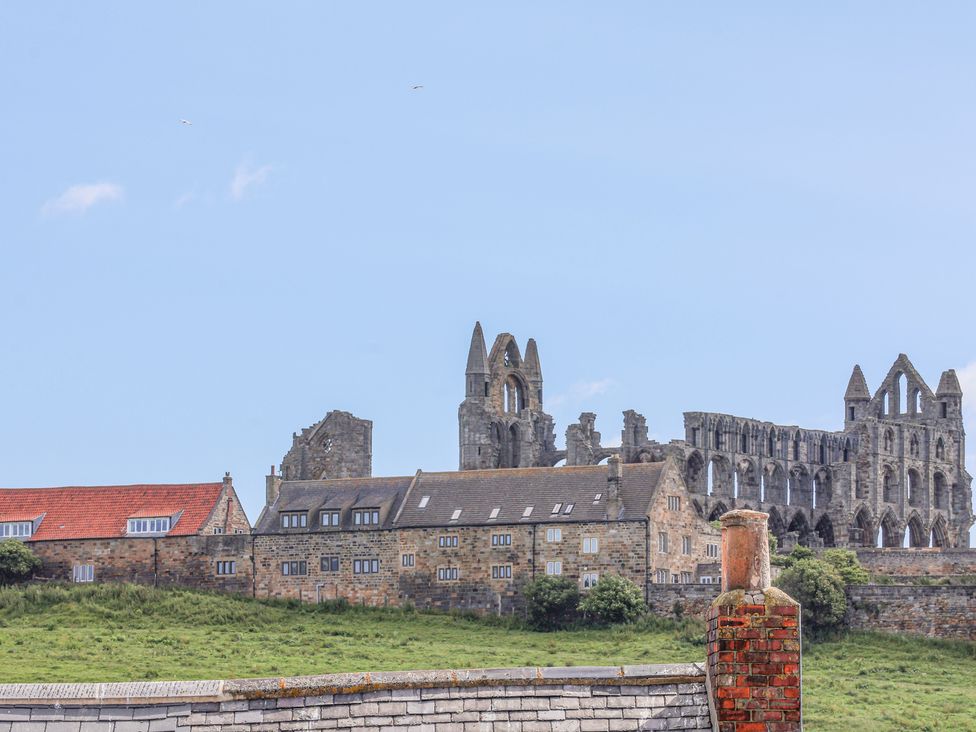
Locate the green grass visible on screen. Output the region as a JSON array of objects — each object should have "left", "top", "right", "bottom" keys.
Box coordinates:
[{"left": 0, "top": 584, "right": 973, "bottom": 732}]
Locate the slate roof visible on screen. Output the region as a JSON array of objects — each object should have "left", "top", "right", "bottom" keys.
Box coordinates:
[
  {"left": 0, "top": 483, "right": 225, "bottom": 541},
  {"left": 256, "top": 463, "right": 667, "bottom": 533}
]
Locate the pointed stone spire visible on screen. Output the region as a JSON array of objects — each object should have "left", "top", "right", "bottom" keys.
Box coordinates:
[
  {"left": 936, "top": 369, "right": 962, "bottom": 396},
  {"left": 524, "top": 338, "right": 542, "bottom": 378},
  {"left": 465, "top": 322, "right": 489, "bottom": 376},
  {"left": 845, "top": 365, "right": 870, "bottom": 400}
]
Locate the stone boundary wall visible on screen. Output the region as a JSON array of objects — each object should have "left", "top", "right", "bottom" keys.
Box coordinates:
[
  {"left": 846, "top": 584, "right": 975, "bottom": 640},
  {"left": 0, "top": 665, "right": 714, "bottom": 732},
  {"left": 854, "top": 548, "right": 976, "bottom": 577},
  {"left": 646, "top": 585, "right": 720, "bottom": 618}
]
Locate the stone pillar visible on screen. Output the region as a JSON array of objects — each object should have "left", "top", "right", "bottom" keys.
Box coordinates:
[{"left": 706, "top": 509, "right": 801, "bottom": 732}]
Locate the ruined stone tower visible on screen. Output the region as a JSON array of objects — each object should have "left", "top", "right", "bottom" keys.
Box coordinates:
[
  {"left": 279, "top": 410, "right": 372, "bottom": 481},
  {"left": 458, "top": 322, "right": 558, "bottom": 469}
]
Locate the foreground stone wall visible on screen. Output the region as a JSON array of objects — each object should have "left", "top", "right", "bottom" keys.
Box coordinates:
[
  {"left": 647, "top": 585, "right": 721, "bottom": 618},
  {"left": 846, "top": 584, "right": 976, "bottom": 640},
  {"left": 854, "top": 547, "right": 976, "bottom": 577},
  {"left": 0, "top": 665, "right": 713, "bottom": 731}
]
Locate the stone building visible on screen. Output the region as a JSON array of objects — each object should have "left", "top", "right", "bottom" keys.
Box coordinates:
[
  {"left": 280, "top": 410, "right": 372, "bottom": 480},
  {"left": 253, "top": 457, "right": 721, "bottom": 610}
]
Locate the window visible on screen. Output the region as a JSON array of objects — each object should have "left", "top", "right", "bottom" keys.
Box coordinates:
[
  {"left": 522, "top": 506, "right": 534, "bottom": 518},
  {"left": 667, "top": 495, "right": 681, "bottom": 511},
  {"left": 438, "top": 535, "right": 459, "bottom": 548},
  {"left": 0, "top": 522, "right": 32, "bottom": 538},
  {"left": 128, "top": 517, "right": 171, "bottom": 534},
  {"left": 72, "top": 564, "right": 94, "bottom": 583},
  {"left": 551, "top": 503, "right": 562, "bottom": 514},
  {"left": 353, "top": 509, "right": 381, "bottom": 526},
  {"left": 691, "top": 428, "right": 699, "bottom": 447},
  {"left": 437, "top": 566, "right": 459, "bottom": 581},
  {"left": 353, "top": 559, "right": 380, "bottom": 574},
  {"left": 848, "top": 406, "right": 855, "bottom": 421},
  {"left": 281, "top": 561, "right": 307, "bottom": 576},
  {"left": 215, "top": 561, "right": 236, "bottom": 576},
  {"left": 658, "top": 532, "right": 669, "bottom": 553},
  {"left": 545, "top": 561, "right": 562, "bottom": 575},
  {"left": 321, "top": 556, "right": 340, "bottom": 572},
  {"left": 401, "top": 554, "right": 415, "bottom": 568},
  {"left": 680, "top": 571, "right": 693, "bottom": 584},
  {"left": 489, "top": 507, "right": 500, "bottom": 520},
  {"left": 706, "top": 543, "right": 719, "bottom": 558},
  {"left": 582, "top": 536, "right": 599, "bottom": 554},
  {"left": 672, "top": 574, "right": 679, "bottom": 584},
  {"left": 546, "top": 528, "right": 562, "bottom": 543},
  {"left": 234, "top": 528, "right": 246, "bottom": 534},
  {"left": 213, "top": 527, "right": 224, "bottom": 535},
  {"left": 450, "top": 509, "right": 462, "bottom": 521},
  {"left": 700, "top": 576, "right": 715, "bottom": 585},
  {"left": 563, "top": 503, "right": 574, "bottom": 515},
  {"left": 682, "top": 536, "right": 692, "bottom": 555},
  {"left": 656, "top": 569, "right": 669, "bottom": 584},
  {"left": 581, "top": 572, "right": 599, "bottom": 590},
  {"left": 418, "top": 495, "right": 430, "bottom": 509},
  {"left": 936, "top": 438, "right": 946, "bottom": 460},
  {"left": 279, "top": 513, "right": 307, "bottom": 529},
  {"left": 491, "top": 565, "right": 512, "bottom": 579},
  {"left": 593, "top": 493, "right": 602, "bottom": 503},
  {"left": 941, "top": 402, "right": 948, "bottom": 418},
  {"left": 320, "top": 511, "right": 340, "bottom": 527},
  {"left": 491, "top": 533, "right": 512, "bottom": 547}
]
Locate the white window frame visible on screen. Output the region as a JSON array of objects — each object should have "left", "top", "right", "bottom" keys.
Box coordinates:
[
  {"left": 281, "top": 560, "right": 307, "bottom": 576},
  {"left": 215, "top": 560, "right": 236, "bottom": 576},
  {"left": 706, "top": 543, "right": 719, "bottom": 559},
  {"left": 437, "top": 566, "right": 459, "bottom": 582},
  {"left": 401, "top": 553, "right": 415, "bottom": 568},
  {"left": 581, "top": 572, "right": 599, "bottom": 590},
  {"left": 320, "top": 511, "right": 340, "bottom": 527},
  {"left": 522, "top": 506, "right": 534, "bottom": 518},
  {"left": 668, "top": 495, "right": 681, "bottom": 511},
  {"left": 72, "top": 564, "right": 94, "bottom": 583},
  {"left": 582, "top": 536, "right": 599, "bottom": 554},
  {"left": 656, "top": 568, "right": 668, "bottom": 584},
  {"left": 682, "top": 536, "right": 692, "bottom": 555},
  {"left": 353, "top": 558, "right": 380, "bottom": 575},
  {"left": 0, "top": 522, "right": 32, "bottom": 538},
  {"left": 658, "top": 532, "right": 669, "bottom": 553},
  {"left": 127, "top": 517, "right": 171, "bottom": 534},
  {"left": 546, "top": 528, "right": 562, "bottom": 543},
  {"left": 418, "top": 495, "right": 430, "bottom": 509},
  {"left": 438, "top": 535, "right": 459, "bottom": 548},
  {"left": 491, "top": 533, "right": 512, "bottom": 547},
  {"left": 491, "top": 564, "right": 512, "bottom": 580},
  {"left": 545, "top": 561, "right": 562, "bottom": 576}
]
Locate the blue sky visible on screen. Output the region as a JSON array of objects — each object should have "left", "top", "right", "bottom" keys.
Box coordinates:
[{"left": 1, "top": 3, "right": 974, "bottom": 542}]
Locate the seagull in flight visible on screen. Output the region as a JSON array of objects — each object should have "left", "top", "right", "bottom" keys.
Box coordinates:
[
  {"left": 411, "top": 85, "right": 423, "bottom": 90},
  {"left": 179, "top": 119, "right": 193, "bottom": 125}
]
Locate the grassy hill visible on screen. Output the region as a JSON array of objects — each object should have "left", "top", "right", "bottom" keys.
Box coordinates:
[{"left": 0, "top": 584, "right": 973, "bottom": 732}]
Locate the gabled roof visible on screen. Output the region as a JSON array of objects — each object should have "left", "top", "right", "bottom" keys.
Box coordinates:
[
  {"left": 0, "top": 483, "right": 225, "bottom": 541},
  {"left": 936, "top": 369, "right": 962, "bottom": 396},
  {"left": 844, "top": 365, "right": 870, "bottom": 400}
]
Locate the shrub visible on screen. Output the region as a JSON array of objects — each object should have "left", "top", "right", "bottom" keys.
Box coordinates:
[
  {"left": 523, "top": 576, "right": 579, "bottom": 631},
  {"left": 774, "top": 558, "right": 847, "bottom": 635},
  {"left": 820, "top": 549, "right": 869, "bottom": 585},
  {"left": 0, "top": 541, "right": 41, "bottom": 585},
  {"left": 578, "top": 575, "right": 644, "bottom": 625}
]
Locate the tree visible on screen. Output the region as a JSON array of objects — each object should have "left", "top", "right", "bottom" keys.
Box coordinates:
[
  {"left": 0, "top": 540, "right": 41, "bottom": 585},
  {"left": 578, "top": 575, "right": 644, "bottom": 625},
  {"left": 820, "top": 549, "right": 869, "bottom": 585},
  {"left": 523, "top": 576, "right": 579, "bottom": 631},
  {"left": 774, "top": 558, "right": 846, "bottom": 634}
]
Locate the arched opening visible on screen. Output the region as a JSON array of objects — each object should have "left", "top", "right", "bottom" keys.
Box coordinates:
[
  {"left": 843, "top": 438, "right": 851, "bottom": 462},
  {"left": 883, "top": 429, "right": 894, "bottom": 453},
  {"left": 788, "top": 511, "right": 812, "bottom": 546},
  {"left": 767, "top": 431, "right": 775, "bottom": 456},
  {"left": 792, "top": 432, "right": 801, "bottom": 461},
  {"left": 691, "top": 499, "right": 704, "bottom": 518},
  {"left": 507, "top": 424, "right": 521, "bottom": 467},
  {"left": 707, "top": 461, "right": 713, "bottom": 495},
  {"left": 490, "top": 422, "right": 504, "bottom": 468},
  {"left": 813, "top": 468, "right": 832, "bottom": 509},
  {"left": 685, "top": 452, "right": 706, "bottom": 493},
  {"left": 909, "top": 433, "right": 920, "bottom": 458},
  {"left": 815, "top": 514, "right": 835, "bottom": 547},
  {"left": 907, "top": 469, "right": 922, "bottom": 507},
  {"left": 896, "top": 372, "right": 907, "bottom": 414},
  {"left": 504, "top": 376, "right": 525, "bottom": 414},
  {"left": 882, "top": 466, "right": 897, "bottom": 504},
  {"left": 906, "top": 513, "right": 927, "bottom": 548},
  {"left": 819, "top": 435, "right": 828, "bottom": 465},
  {"left": 551, "top": 458, "right": 567, "bottom": 467},
  {"left": 933, "top": 472, "right": 948, "bottom": 510},
  {"left": 850, "top": 507, "right": 874, "bottom": 547},
  {"left": 740, "top": 430, "right": 748, "bottom": 453},
  {"left": 763, "top": 463, "right": 787, "bottom": 504},
  {"left": 714, "top": 427, "right": 723, "bottom": 450},
  {"left": 881, "top": 391, "right": 889, "bottom": 415},
  {"left": 768, "top": 506, "right": 786, "bottom": 542},
  {"left": 930, "top": 516, "right": 949, "bottom": 548},
  {"left": 935, "top": 437, "right": 946, "bottom": 460},
  {"left": 912, "top": 388, "right": 922, "bottom": 414},
  {"left": 879, "top": 511, "right": 900, "bottom": 547},
  {"left": 788, "top": 465, "right": 811, "bottom": 507},
  {"left": 736, "top": 459, "right": 758, "bottom": 501},
  {"left": 503, "top": 342, "right": 519, "bottom": 368},
  {"left": 708, "top": 455, "right": 733, "bottom": 497},
  {"left": 707, "top": 501, "right": 729, "bottom": 522}
]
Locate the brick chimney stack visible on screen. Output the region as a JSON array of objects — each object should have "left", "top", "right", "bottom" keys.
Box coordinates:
[
  {"left": 266, "top": 465, "right": 282, "bottom": 507},
  {"left": 706, "top": 510, "right": 801, "bottom": 732}
]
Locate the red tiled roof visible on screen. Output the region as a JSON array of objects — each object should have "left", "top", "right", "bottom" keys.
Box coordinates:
[{"left": 0, "top": 483, "right": 225, "bottom": 540}]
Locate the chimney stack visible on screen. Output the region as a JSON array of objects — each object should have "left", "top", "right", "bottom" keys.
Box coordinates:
[
  {"left": 605, "top": 455, "right": 623, "bottom": 520},
  {"left": 266, "top": 465, "right": 282, "bottom": 507}
]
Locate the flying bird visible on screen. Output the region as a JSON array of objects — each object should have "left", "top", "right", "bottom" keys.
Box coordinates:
[
  {"left": 180, "top": 119, "right": 193, "bottom": 125},
  {"left": 411, "top": 85, "right": 423, "bottom": 90}
]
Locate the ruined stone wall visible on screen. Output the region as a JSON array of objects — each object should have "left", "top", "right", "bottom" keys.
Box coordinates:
[
  {"left": 854, "top": 547, "right": 976, "bottom": 577},
  {"left": 0, "top": 665, "right": 713, "bottom": 732},
  {"left": 646, "top": 584, "right": 721, "bottom": 618},
  {"left": 846, "top": 584, "right": 976, "bottom": 640},
  {"left": 280, "top": 411, "right": 372, "bottom": 481}
]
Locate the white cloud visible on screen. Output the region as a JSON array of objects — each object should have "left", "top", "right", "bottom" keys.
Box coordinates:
[
  {"left": 230, "top": 162, "right": 272, "bottom": 200},
  {"left": 42, "top": 182, "right": 123, "bottom": 216},
  {"left": 173, "top": 191, "right": 195, "bottom": 209},
  {"left": 548, "top": 378, "right": 614, "bottom": 407}
]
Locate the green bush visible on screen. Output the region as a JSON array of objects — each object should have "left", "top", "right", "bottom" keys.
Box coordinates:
[
  {"left": 820, "top": 549, "right": 869, "bottom": 585},
  {"left": 0, "top": 541, "right": 41, "bottom": 586},
  {"left": 578, "top": 574, "right": 644, "bottom": 625},
  {"left": 523, "top": 576, "right": 579, "bottom": 631},
  {"left": 775, "top": 558, "right": 847, "bottom": 635}
]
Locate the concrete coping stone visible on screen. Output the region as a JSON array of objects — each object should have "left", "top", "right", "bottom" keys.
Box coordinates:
[{"left": 0, "top": 664, "right": 705, "bottom": 706}]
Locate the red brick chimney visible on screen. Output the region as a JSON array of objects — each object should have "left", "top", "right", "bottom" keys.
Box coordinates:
[{"left": 706, "top": 509, "right": 801, "bottom": 732}]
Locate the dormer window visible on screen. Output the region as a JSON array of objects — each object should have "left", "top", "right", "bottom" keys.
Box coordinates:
[
  {"left": 319, "top": 510, "right": 340, "bottom": 527},
  {"left": 128, "top": 517, "right": 171, "bottom": 534},
  {"left": 353, "top": 509, "right": 380, "bottom": 526},
  {"left": 0, "top": 522, "right": 32, "bottom": 538},
  {"left": 280, "top": 512, "right": 307, "bottom": 529}
]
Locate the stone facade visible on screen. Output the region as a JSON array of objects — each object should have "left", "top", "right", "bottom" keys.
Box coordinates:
[
  {"left": 0, "top": 665, "right": 714, "bottom": 732},
  {"left": 846, "top": 584, "right": 975, "bottom": 640},
  {"left": 854, "top": 547, "right": 976, "bottom": 577},
  {"left": 280, "top": 410, "right": 372, "bottom": 481}
]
